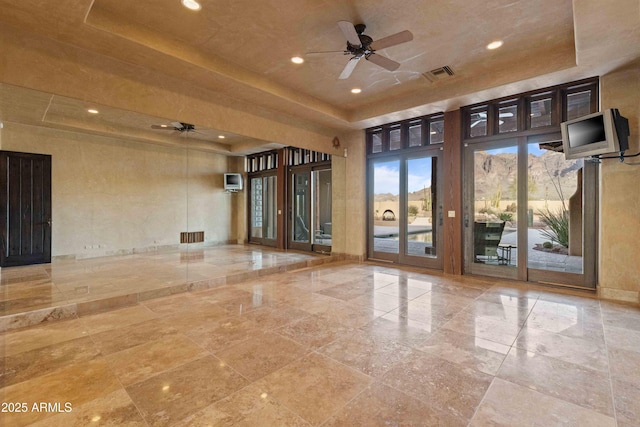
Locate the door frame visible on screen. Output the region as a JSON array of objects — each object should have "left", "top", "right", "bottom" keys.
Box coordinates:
[
  {"left": 367, "top": 148, "right": 443, "bottom": 269},
  {"left": 463, "top": 137, "right": 597, "bottom": 288},
  {"left": 287, "top": 163, "right": 332, "bottom": 253},
  {"left": 247, "top": 171, "right": 278, "bottom": 247}
]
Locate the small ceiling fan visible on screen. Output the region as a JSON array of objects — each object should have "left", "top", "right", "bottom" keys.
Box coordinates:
[
  {"left": 310, "top": 21, "right": 413, "bottom": 80},
  {"left": 150, "top": 121, "right": 196, "bottom": 132},
  {"left": 470, "top": 112, "right": 514, "bottom": 128}
]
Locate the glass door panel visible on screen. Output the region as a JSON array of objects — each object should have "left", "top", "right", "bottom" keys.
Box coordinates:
[
  {"left": 466, "top": 139, "right": 595, "bottom": 287},
  {"left": 249, "top": 175, "right": 277, "bottom": 246},
  {"left": 469, "top": 145, "right": 518, "bottom": 276},
  {"left": 372, "top": 159, "right": 400, "bottom": 257},
  {"left": 291, "top": 171, "right": 311, "bottom": 249},
  {"left": 527, "top": 144, "right": 583, "bottom": 274},
  {"left": 312, "top": 169, "right": 332, "bottom": 248},
  {"left": 406, "top": 157, "right": 436, "bottom": 258},
  {"left": 250, "top": 177, "right": 263, "bottom": 239},
  {"left": 263, "top": 176, "right": 277, "bottom": 241}
]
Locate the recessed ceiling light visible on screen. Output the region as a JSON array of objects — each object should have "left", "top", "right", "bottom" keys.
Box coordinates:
[
  {"left": 218, "top": 135, "right": 225, "bottom": 139},
  {"left": 291, "top": 56, "right": 304, "bottom": 64},
  {"left": 486, "top": 40, "right": 503, "bottom": 50},
  {"left": 87, "top": 109, "right": 99, "bottom": 114},
  {"left": 351, "top": 88, "right": 362, "bottom": 94},
  {"left": 430, "top": 131, "right": 437, "bottom": 135},
  {"left": 181, "top": 0, "right": 201, "bottom": 11}
]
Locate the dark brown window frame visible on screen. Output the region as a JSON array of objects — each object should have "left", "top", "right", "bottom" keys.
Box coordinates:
[
  {"left": 462, "top": 77, "right": 599, "bottom": 143},
  {"left": 366, "top": 112, "right": 445, "bottom": 156}
]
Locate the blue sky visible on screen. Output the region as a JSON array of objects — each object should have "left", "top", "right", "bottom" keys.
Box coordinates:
[
  {"left": 373, "top": 145, "right": 549, "bottom": 195},
  {"left": 374, "top": 158, "right": 432, "bottom": 195}
]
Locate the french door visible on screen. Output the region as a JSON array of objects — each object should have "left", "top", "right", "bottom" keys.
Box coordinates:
[
  {"left": 368, "top": 150, "right": 442, "bottom": 269},
  {"left": 248, "top": 173, "right": 277, "bottom": 247},
  {"left": 464, "top": 137, "right": 597, "bottom": 288},
  {"left": 288, "top": 166, "right": 332, "bottom": 253}
]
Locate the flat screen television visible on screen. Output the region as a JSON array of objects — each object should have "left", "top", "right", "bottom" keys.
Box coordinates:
[
  {"left": 224, "top": 173, "right": 243, "bottom": 191},
  {"left": 561, "top": 108, "right": 629, "bottom": 160}
]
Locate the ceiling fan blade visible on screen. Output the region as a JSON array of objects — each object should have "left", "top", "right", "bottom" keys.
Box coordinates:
[
  {"left": 171, "top": 121, "right": 185, "bottom": 129},
  {"left": 338, "top": 21, "right": 361, "bottom": 46},
  {"left": 470, "top": 120, "right": 483, "bottom": 128},
  {"left": 339, "top": 57, "right": 360, "bottom": 79},
  {"left": 370, "top": 30, "right": 413, "bottom": 51},
  {"left": 498, "top": 112, "right": 514, "bottom": 118},
  {"left": 367, "top": 53, "right": 400, "bottom": 71},
  {"left": 305, "top": 50, "right": 346, "bottom": 55},
  {"left": 151, "top": 125, "right": 172, "bottom": 130}
]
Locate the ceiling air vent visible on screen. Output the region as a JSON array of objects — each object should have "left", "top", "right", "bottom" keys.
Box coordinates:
[{"left": 423, "top": 66, "right": 455, "bottom": 82}]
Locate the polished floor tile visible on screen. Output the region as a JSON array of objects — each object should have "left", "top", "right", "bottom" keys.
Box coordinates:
[
  {"left": 443, "top": 309, "right": 523, "bottom": 346},
  {"left": 416, "top": 328, "right": 510, "bottom": 376},
  {"left": 497, "top": 348, "right": 615, "bottom": 416},
  {"left": 78, "top": 304, "right": 158, "bottom": 334},
  {"left": 381, "top": 349, "right": 494, "bottom": 421},
  {"left": 254, "top": 352, "right": 371, "bottom": 425},
  {"left": 515, "top": 326, "right": 609, "bottom": 372},
  {"left": 0, "top": 336, "right": 100, "bottom": 387},
  {"left": 215, "top": 331, "right": 308, "bottom": 381},
  {"left": 471, "top": 378, "right": 616, "bottom": 426},
  {"left": 0, "top": 359, "right": 122, "bottom": 426},
  {"left": 126, "top": 355, "right": 249, "bottom": 427},
  {"left": 324, "top": 383, "right": 467, "bottom": 426},
  {"left": 30, "top": 389, "right": 146, "bottom": 427},
  {"left": 612, "top": 378, "right": 640, "bottom": 427},
  {"left": 90, "top": 318, "right": 182, "bottom": 355},
  {"left": 318, "top": 329, "right": 413, "bottom": 377},
  {"left": 105, "top": 334, "right": 208, "bottom": 386},
  {"left": 0, "top": 318, "right": 88, "bottom": 357},
  {"left": 1, "top": 258, "right": 640, "bottom": 426},
  {"left": 173, "top": 384, "right": 310, "bottom": 426}
]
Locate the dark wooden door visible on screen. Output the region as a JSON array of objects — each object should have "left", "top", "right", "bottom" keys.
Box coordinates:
[{"left": 0, "top": 151, "right": 52, "bottom": 267}]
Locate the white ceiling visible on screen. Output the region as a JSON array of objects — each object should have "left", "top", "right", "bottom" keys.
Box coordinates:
[{"left": 0, "top": 0, "right": 638, "bottom": 151}]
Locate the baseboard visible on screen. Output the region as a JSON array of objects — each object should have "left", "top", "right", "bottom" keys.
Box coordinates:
[{"left": 599, "top": 287, "right": 640, "bottom": 304}]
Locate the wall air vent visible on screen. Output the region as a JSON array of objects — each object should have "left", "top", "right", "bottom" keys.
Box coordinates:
[
  {"left": 422, "top": 66, "right": 455, "bottom": 82},
  {"left": 180, "top": 231, "right": 204, "bottom": 244}
]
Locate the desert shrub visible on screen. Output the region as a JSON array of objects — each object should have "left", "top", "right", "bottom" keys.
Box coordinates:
[
  {"left": 542, "top": 241, "right": 553, "bottom": 249},
  {"left": 505, "top": 202, "right": 517, "bottom": 212},
  {"left": 498, "top": 212, "right": 513, "bottom": 222},
  {"left": 408, "top": 205, "right": 419, "bottom": 216},
  {"left": 537, "top": 208, "right": 569, "bottom": 248},
  {"left": 478, "top": 207, "right": 495, "bottom": 215}
]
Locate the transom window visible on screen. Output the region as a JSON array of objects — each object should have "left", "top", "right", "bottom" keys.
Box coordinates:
[
  {"left": 367, "top": 113, "right": 444, "bottom": 155},
  {"left": 463, "top": 78, "right": 598, "bottom": 141}
]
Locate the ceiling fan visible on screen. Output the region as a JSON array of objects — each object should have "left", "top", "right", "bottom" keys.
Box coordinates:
[
  {"left": 150, "top": 121, "right": 196, "bottom": 132},
  {"left": 470, "top": 112, "right": 514, "bottom": 128},
  {"left": 310, "top": 21, "right": 413, "bottom": 80}
]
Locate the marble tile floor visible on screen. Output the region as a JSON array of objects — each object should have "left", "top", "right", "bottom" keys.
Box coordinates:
[
  {"left": 1, "top": 262, "right": 639, "bottom": 426},
  {"left": 0, "top": 245, "right": 331, "bottom": 331}
]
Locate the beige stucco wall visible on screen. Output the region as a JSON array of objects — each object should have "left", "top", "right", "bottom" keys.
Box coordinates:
[
  {"left": 337, "top": 131, "right": 367, "bottom": 259},
  {"left": 1, "top": 122, "right": 233, "bottom": 259},
  {"left": 599, "top": 63, "right": 640, "bottom": 302}
]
